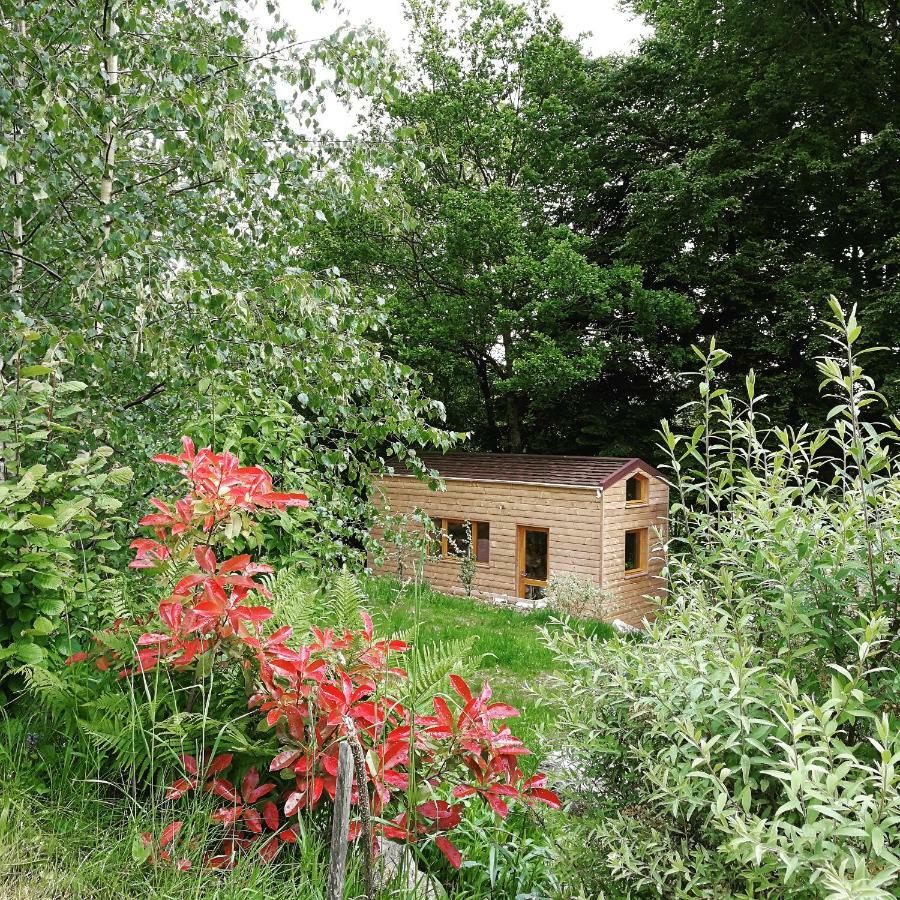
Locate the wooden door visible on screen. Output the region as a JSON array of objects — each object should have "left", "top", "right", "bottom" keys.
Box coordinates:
[{"left": 517, "top": 526, "right": 549, "bottom": 600}]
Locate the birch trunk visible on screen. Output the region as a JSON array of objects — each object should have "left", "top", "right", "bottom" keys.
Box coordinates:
[
  {"left": 10, "top": 17, "right": 26, "bottom": 308},
  {"left": 99, "top": 1, "right": 119, "bottom": 246}
]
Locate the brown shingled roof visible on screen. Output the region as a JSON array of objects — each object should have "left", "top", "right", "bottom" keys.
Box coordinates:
[{"left": 393, "top": 452, "right": 661, "bottom": 490}]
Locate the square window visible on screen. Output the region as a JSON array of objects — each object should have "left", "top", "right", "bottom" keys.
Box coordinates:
[
  {"left": 624, "top": 528, "right": 648, "bottom": 574},
  {"left": 432, "top": 519, "right": 490, "bottom": 563}
]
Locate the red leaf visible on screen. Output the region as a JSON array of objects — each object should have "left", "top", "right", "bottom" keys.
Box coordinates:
[
  {"left": 65, "top": 651, "right": 88, "bottom": 665},
  {"left": 435, "top": 836, "right": 462, "bottom": 869},
  {"left": 258, "top": 837, "right": 281, "bottom": 863},
  {"left": 486, "top": 793, "right": 510, "bottom": 818},
  {"left": 485, "top": 703, "right": 520, "bottom": 720},
  {"left": 165, "top": 777, "right": 196, "bottom": 800},
  {"left": 219, "top": 554, "right": 251, "bottom": 574},
  {"left": 193, "top": 545, "right": 216, "bottom": 573},
  {"left": 176, "top": 858, "right": 192, "bottom": 871},
  {"left": 207, "top": 778, "right": 239, "bottom": 802},
  {"left": 243, "top": 807, "right": 263, "bottom": 834},
  {"left": 451, "top": 785, "right": 477, "bottom": 799},
  {"left": 207, "top": 753, "right": 233, "bottom": 775},
  {"left": 151, "top": 453, "right": 182, "bottom": 465},
  {"left": 529, "top": 787, "right": 562, "bottom": 809},
  {"left": 283, "top": 791, "right": 304, "bottom": 816},
  {"left": 448, "top": 674, "right": 472, "bottom": 702},
  {"left": 160, "top": 821, "right": 183, "bottom": 848},
  {"left": 211, "top": 806, "right": 242, "bottom": 826},
  {"left": 241, "top": 768, "right": 259, "bottom": 799},
  {"left": 262, "top": 801, "right": 279, "bottom": 831},
  {"left": 270, "top": 748, "right": 302, "bottom": 772}
]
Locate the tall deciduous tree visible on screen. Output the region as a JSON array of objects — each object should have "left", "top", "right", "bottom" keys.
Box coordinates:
[
  {"left": 0, "top": 0, "right": 454, "bottom": 566},
  {"left": 307, "top": 0, "right": 695, "bottom": 455},
  {"left": 586, "top": 0, "right": 900, "bottom": 423}
]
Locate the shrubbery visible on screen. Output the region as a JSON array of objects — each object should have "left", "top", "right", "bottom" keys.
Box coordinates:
[
  {"left": 548, "top": 302, "right": 900, "bottom": 899},
  {"left": 65, "top": 437, "right": 558, "bottom": 878}
]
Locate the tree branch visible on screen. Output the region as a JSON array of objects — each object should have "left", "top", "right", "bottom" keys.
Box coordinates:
[
  {"left": 122, "top": 380, "right": 166, "bottom": 410},
  {"left": 0, "top": 248, "right": 63, "bottom": 282}
]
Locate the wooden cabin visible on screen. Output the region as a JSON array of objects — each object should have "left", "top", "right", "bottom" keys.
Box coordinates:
[{"left": 369, "top": 453, "right": 668, "bottom": 626}]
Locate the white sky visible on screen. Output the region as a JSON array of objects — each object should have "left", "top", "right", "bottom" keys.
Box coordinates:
[{"left": 272, "top": 0, "right": 649, "bottom": 133}]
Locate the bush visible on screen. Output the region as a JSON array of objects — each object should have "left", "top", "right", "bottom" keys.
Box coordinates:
[
  {"left": 0, "top": 321, "right": 132, "bottom": 683},
  {"left": 65, "top": 437, "right": 559, "bottom": 877},
  {"left": 544, "top": 572, "right": 608, "bottom": 619},
  {"left": 547, "top": 300, "right": 900, "bottom": 899}
]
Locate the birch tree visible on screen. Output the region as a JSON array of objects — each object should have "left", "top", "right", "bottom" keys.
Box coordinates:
[{"left": 0, "top": 0, "right": 454, "bottom": 566}]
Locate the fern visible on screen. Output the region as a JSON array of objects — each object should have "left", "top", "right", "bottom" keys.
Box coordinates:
[
  {"left": 397, "top": 636, "right": 480, "bottom": 712},
  {"left": 328, "top": 569, "right": 366, "bottom": 630},
  {"left": 267, "top": 567, "right": 368, "bottom": 634}
]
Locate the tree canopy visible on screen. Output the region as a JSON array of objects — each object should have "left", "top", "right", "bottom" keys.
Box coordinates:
[
  {"left": 309, "top": 0, "right": 899, "bottom": 457},
  {"left": 1, "top": 0, "right": 455, "bottom": 568}
]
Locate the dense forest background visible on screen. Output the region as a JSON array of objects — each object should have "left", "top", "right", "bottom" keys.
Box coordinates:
[{"left": 308, "top": 0, "right": 900, "bottom": 459}]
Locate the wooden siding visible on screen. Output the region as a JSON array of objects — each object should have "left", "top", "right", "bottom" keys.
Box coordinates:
[
  {"left": 600, "top": 477, "right": 668, "bottom": 626},
  {"left": 370, "top": 470, "right": 669, "bottom": 628},
  {"left": 369, "top": 477, "right": 604, "bottom": 600}
]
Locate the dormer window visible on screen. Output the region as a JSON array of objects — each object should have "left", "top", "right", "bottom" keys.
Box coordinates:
[{"left": 625, "top": 473, "right": 649, "bottom": 506}]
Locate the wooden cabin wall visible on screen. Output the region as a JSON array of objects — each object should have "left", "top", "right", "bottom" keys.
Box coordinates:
[
  {"left": 600, "top": 477, "right": 668, "bottom": 625},
  {"left": 370, "top": 472, "right": 668, "bottom": 627},
  {"left": 369, "top": 477, "right": 603, "bottom": 600}
]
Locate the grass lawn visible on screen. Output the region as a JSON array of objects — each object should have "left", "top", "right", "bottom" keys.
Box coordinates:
[{"left": 363, "top": 576, "right": 613, "bottom": 751}]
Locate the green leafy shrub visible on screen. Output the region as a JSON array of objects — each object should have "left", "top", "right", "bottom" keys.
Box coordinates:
[
  {"left": 0, "top": 321, "right": 131, "bottom": 681},
  {"left": 547, "top": 300, "right": 900, "bottom": 899},
  {"left": 544, "top": 572, "right": 608, "bottom": 619}
]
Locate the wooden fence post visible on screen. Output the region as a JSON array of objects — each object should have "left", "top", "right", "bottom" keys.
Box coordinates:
[{"left": 326, "top": 741, "right": 354, "bottom": 900}]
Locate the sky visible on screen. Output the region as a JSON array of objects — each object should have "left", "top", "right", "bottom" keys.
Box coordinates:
[{"left": 272, "top": 0, "right": 649, "bottom": 133}]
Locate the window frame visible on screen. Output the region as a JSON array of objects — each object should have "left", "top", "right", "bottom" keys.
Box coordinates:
[
  {"left": 623, "top": 526, "right": 649, "bottom": 575},
  {"left": 624, "top": 473, "right": 649, "bottom": 507},
  {"left": 434, "top": 518, "right": 490, "bottom": 564}
]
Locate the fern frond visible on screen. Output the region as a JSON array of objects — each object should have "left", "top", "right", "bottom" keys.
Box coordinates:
[
  {"left": 328, "top": 569, "right": 365, "bottom": 630},
  {"left": 397, "top": 637, "right": 480, "bottom": 712}
]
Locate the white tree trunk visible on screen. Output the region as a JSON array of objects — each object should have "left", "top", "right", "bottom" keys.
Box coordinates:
[
  {"left": 10, "top": 17, "right": 26, "bottom": 307},
  {"left": 100, "top": 1, "right": 119, "bottom": 245}
]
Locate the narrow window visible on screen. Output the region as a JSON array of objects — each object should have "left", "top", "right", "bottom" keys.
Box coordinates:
[
  {"left": 427, "top": 517, "right": 443, "bottom": 556},
  {"left": 624, "top": 527, "right": 648, "bottom": 574},
  {"left": 625, "top": 474, "right": 649, "bottom": 505},
  {"left": 475, "top": 521, "right": 490, "bottom": 563}
]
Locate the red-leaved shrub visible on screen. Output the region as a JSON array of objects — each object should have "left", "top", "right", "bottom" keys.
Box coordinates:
[{"left": 69, "top": 438, "right": 559, "bottom": 872}]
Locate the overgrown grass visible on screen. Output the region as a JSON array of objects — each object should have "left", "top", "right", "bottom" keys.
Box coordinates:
[
  {"left": 363, "top": 576, "right": 613, "bottom": 749},
  {"left": 0, "top": 577, "right": 609, "bottom": 898},
  {"left": 0, "top": 713, "right": 349, "bottom": 900}
]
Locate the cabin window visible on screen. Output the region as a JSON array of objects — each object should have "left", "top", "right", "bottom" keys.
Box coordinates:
[
  {"left": 432, "top": 518, "right": 490, "bottom": 563},
  {"left": 625, "top": 473, "right": 649, "bottom": 505},
  {"left": 624, "top": 527, "right": 648, "bottom": 574}
]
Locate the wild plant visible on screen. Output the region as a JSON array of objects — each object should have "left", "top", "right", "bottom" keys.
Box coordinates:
[
  {"left": 546, "top": 300, "right": 900, "bottom": 899},
  {"left": 68, "top": 437, "right": 559, "bottom": 874}
]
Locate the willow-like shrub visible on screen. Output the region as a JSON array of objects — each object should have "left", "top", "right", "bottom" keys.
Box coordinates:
[{"left": 547, "top": 300, "right": 900, "bottom": 900}]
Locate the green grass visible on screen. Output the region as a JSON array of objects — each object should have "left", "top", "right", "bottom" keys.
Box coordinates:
[
  {"left": 0, "top": 713, "right": 350, "bottom": 900},
  {"left": 363, "top": 576, "right": 613, "bottom": 750},
  {"left": 0, "top": 577, "right": 609, "bottom": 898}
]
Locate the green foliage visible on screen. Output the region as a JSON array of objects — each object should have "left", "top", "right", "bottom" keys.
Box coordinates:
[
  {"left": 0, "top": 322, "right": 132, "bottom": 682},
  {"left": 544, "top": 572, "right": 608, "bottom": 620},
  {"left": 306, "top": 0, "right": 694, "bottom": 454},
  {"left": 548, "top": 302, "right": 900, "bottom": 898},
  {"left": 457, "top": 522, "right": 476, "bottom": 597},
  {"left": 0, "top": 0, "right": 455, "bottom": 573},
  {"left": 267, "top": 567, "right": 368, "bottom": 633},
  {"left": 587, "top": 0, "right": 900, "bottom": 432}
]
